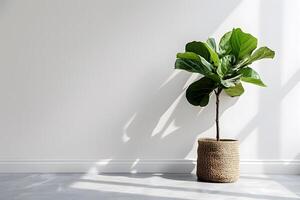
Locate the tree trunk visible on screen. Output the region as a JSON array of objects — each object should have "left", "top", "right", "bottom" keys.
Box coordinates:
[{"left": 215, "top": 88, "right": 221, "bottom": 141}]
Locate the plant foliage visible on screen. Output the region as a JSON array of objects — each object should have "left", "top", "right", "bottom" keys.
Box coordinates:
[{"left": 175, "top": 28, "right": 275, "bottom": 106}]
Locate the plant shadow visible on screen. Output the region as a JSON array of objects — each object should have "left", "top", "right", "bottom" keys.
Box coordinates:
[{"left": 93, "top": 0, "right": 242, "bottom": 173}]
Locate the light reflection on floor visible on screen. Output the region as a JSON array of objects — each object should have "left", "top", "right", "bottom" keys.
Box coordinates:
[{"left": 0, "top": 173, "right": 299, "bottom": 200}]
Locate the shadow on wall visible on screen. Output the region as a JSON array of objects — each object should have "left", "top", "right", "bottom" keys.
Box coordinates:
[
  {"left": 94, "top": 0, "right": 241, "bottom": 172},
  {"left": 112, "top": 72, "right": 238, "bottom": 157},
  {"left": 99, "top": 0, "right": 300, "bottom": 173},
  {"left": 236, "top": 0, "right": 300, "bottom": 163}
]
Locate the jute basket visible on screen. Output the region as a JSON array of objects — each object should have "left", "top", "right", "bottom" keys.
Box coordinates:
[{"left": 197, "top": 138, "right": 239, "bottom": 183}]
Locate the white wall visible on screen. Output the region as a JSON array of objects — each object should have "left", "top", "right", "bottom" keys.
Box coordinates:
[{"left": 0, "top": 0, "right": 299, "bottom": 173}]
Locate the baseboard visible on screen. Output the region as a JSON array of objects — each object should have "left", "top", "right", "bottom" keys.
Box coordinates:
[
  {"left": 0, "top": 159, "right": 195, "bottom": 173},
  {"left": 240, "top": 160, "right": 300, "bottom": 174},
  {"left": 0, "top": 159, "right": 299, "bottom": 174}
]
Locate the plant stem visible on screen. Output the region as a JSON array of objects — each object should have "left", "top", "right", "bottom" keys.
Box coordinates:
[{"left": 214, "top": 88, "right": 222, "bottom": 141}]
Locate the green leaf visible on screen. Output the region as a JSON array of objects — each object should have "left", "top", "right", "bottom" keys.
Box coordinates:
[
  {"left": 206, "top": 38, "right": 217, "bottom": 51},
  {"left": 239, "top": 67, "right": 266, "bottom": 87},
  {"left": 186, "top": 77, "right": 217, "bottom": 106},
  {"left": 230, "top": 28, "right": 258, "bottom": 60},
  {"left": 220, "top": 73, "right": 242, "bottom": 88},
  {"left": 232, "top": 57, "right": 249, "bottom": 69},
  {"left": 217, "top": 55, "right": 233, "bottom": 77},
  {"left": 248, "top": 46, "right": 275, "bottom": 63},
  {"left": 176, "top": 52, "right": 201, "bottom": 62},
  {"left": 175, "top": 55, "right": 220, "bottom": 82},
  {"left": 225, "top": 83, "right": 244, "bottom": 97},
  {"left": 205, "top": 43, "right": 220, "bottom": 66},
  {"left": 219, "top": 31, "right": 232, "bottom": 56},
  {"left": 221, "top": 79, "right": 236, "bottom": 88},
  {"left": 234, "top": 47, "right": 275, "bottom": 69},
  {"left": 185, "top": 41, "right": 219, "bottom": 66},
  {"left": 186, "top": 41, "right": 210, "bottom": 62},
  {"left": 217, "top": 64, "right": 227, "bottom": 78},
  {"left": 175, "top": 59, "right": 201, "bottom": 73}
]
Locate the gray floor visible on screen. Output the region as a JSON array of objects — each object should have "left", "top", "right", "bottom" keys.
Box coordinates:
[{"left": 0, "top": 173, "right": 299, "bottom": 200}]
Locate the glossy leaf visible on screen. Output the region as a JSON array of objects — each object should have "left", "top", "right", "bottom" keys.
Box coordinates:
[
  {"left": 205, "top": 43, "right": 220, "bottom": 66},
  {"left": 185, "top": 41, "right": 219, "bottom": 66},
  {"left": 220, "top": 72, "right": 242, "bottom": 88},
  {"left": 239, "top": 67, "right": 266, "bottom": 87},
  {"left": 175, "top": 54, "right": 220, "bottom": 82},
  {"left": 175, "top": 59, "right": 201, "bottom": 73},
  {"left": 174, "top": 27, "right": 275, "bottom": 108},
  {"left": 232, "top": 57, "right": 249, "bottom": 69},
  {"left": 186, "top": 77, "right": 217, "bottom": 106},
  {"left": 206, "top": 38, "right": 217, "bottom": 51},
  {"left": 217, "top": 55, "right": 233, "bottom": 77},
  {"left": 234, "top": 47, "right": 275, "bottom": 69},
  {"left": 221, "top": 79, "right": 236, "bottom": 88},
  {"left": 185, "top": 41, "right": 210, "bottom": 62},
  {"left": 217, "top": 64, "right": 227, "bottom": 78},
  {"left": 176, "top": 52, "right": 201, "bottom": 62},
  {"left": 230, "top": 28, "right": 257, "bottom": 60},
  {"left": 248, "top": 46, "right": 275, "bottom": 63},
  {"left": 219, "top": 31, "right": 232, "bottom": 56},
  {"left": 224, "top": 83, "right": 245, "bottom": 97}
]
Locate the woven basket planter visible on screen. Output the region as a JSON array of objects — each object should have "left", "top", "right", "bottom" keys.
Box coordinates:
[{"left": 197, "top": 138, "right": 239, "bottom": 183}]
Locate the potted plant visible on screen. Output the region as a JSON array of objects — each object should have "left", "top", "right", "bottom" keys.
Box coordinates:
[{"left": 175, "top": 28, "right": 275, "bottom": 183}]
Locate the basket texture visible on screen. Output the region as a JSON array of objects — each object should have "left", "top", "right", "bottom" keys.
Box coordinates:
[{"left": 197, "top": 138, "right": 240, "bottom": 183}]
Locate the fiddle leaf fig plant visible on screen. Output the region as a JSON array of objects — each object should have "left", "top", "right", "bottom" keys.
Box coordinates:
[{"left": 175, "top": 28, "right": 275, "bottom": 141}]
